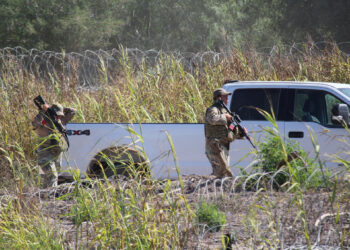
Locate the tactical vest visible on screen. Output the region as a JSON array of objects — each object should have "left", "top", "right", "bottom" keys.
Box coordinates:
[
  {"left": 37, "top": 114, "right": 68, "bottom": 155},
  {"left": 204, "top": 104, "right": 230, "bottom": 140}
]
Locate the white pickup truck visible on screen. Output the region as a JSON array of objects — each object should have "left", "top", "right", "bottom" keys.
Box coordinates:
[{"left": 61, "top": 81, "right": 350, "bottom": 179}]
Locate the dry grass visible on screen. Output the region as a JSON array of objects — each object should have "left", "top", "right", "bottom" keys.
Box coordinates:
[{"left": 0, "top": 43, "right": 349, "bottom": 248}]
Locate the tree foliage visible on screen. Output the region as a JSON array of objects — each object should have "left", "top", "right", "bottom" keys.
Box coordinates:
[{"left": 0, "top": 0, "right": 349, "bottom": 52}]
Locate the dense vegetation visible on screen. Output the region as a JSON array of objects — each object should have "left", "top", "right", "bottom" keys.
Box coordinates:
[
  {"left": 0, "top": 44, "right": 349, "bottom": 247},
  {"left": 1, "top": 0, "right": 350, "bottom": 247},
  {"left": 1, "top": 0, "right": 350, "bottom": 52},
  {"left": 0, "top": 44, "right": 349, "bottom": 184}
]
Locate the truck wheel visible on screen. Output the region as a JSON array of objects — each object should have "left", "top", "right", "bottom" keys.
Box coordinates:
[{"left": 87, "top": 146, "right": 149, "bottom": 178}]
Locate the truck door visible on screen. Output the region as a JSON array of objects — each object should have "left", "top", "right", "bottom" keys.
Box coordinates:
[
  {"left": 230, "top": 88, "right": 287, "bottom": 174},
  {"left": 285, "top": 89, "right": 350, "bottom": 172}
]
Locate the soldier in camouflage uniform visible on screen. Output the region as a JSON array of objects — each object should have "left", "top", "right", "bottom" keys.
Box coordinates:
[
  {"left": 204, "top": 88, "right": 244, "bottom": 178},
  {"left": 32, "top": 103, "right": 76, "bottom": 188}
]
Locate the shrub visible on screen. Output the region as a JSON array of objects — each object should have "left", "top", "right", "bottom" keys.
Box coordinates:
[
  {"left": 260, "top": 136, "right": 304, "bottom": 185},
  {"left": 256, "top": 133, "right": 326, "bottom": 189},
  {"left": 196, "top": 200, "right": 226, "bottom": 232}
]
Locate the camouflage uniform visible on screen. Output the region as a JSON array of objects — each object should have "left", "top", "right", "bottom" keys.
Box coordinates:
[
  {"left": 32, "top": 104, "right": 76, "bottom": 188},
  {"left": 204, "top": 89, "right": 240, "bottom": 178}
]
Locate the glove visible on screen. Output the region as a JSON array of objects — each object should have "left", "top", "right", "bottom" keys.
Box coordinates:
[{"left": 233, "top": 125, "right": 247, "bottom": 139}]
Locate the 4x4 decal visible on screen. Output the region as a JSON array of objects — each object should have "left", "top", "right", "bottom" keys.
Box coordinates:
[{"left": 67, "top": 129, "right": 90, "bottom": 136}]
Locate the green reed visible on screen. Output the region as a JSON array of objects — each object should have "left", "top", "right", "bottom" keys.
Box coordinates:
[{"left": 0, "top": 44, "right": 349, "bottom": 248}]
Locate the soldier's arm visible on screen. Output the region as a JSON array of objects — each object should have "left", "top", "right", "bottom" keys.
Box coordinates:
[
  {"left": 206, "top": 107, "right": 227, "bottom": 125},
  {"left": 61, "top": 107, "right": 77, "bottom": 125},
  {"left": 31, "top": 111, "right": 46, "bottom": 129}
]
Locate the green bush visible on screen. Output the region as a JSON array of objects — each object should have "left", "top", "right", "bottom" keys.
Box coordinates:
[
  {"left": 260, "top": 136, "right": 304, "bottom": 186},
  {"left": 196, "top": 200, "right": 226, "bottom": 232},
  {"left": 256, "top": 133, "right": 326, "bottom": 189}
]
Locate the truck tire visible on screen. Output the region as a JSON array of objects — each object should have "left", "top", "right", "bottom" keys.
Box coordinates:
[{"left": 87, "top": 146, "right": 149, "bottom": 178}]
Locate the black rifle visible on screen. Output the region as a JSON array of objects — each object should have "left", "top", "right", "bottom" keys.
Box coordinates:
[
  {"left": 33, "top": 95, "right": 70, "bottom": 148},
  {"left": 217, "top": 99, "right": 256, "bottom": 149}
]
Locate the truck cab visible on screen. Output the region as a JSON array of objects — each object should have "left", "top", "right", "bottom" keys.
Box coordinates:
[{"left": 224, "top": 81, "right": 350, "bottom": 174}]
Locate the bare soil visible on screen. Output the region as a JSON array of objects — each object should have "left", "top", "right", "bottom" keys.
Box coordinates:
[{"left": 2, "top": 175, "right": 349, "bottom": 249}]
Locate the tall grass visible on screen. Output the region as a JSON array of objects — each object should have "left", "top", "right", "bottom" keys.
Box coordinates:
[
  {"left": 0, "top": 204, "right": 64, "bottom": 249},
  {"left": 0, "top": 175, "right": 195, "bottom": 248},
  {"left": 0, "top": 44, "right": 349, "bottom": 248},
  {"left": 63, "top": 176, "right": 194, "bottom": 248},
  {"left": 1, "top": 44, "right": 349, "bottom": 185}
]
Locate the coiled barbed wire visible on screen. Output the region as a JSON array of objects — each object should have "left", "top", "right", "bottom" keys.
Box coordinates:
[
  {"left": 1, "top": 42, "right": 350, "bottom": 86},
  {"left": 1, "top": 175, "right": 347, "bottom": 248}
]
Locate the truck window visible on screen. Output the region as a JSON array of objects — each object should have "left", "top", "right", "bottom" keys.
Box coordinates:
[
  {"left": 325, "top": 93, "right": 350, "bottom": 126},
  {"left": 230, "top": 89, "right": 281, "bottom": 120},
  {"left": 294, "top": 89, "right": 349, "bottom": 127},
  {"left": 339, "top": 88, "right": 350, "bottom": 99},
  {"left": 294, "top": 90, "right": 324, "bottom": 124}
]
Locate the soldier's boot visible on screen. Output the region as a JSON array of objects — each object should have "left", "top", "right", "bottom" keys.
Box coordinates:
[
  {"left": 223, "top": 169, "right": 234, "bottom": 178},
  {"left": 217, "top": 167, "right": 234, "bottom": 178}
]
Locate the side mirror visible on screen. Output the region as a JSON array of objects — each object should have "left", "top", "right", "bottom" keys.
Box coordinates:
[
  {"left": 338, "top": 104, "right": 350, "bottom": 126},
  {"left": 332, "top": 103, "right": 350, "bottom": 127}
]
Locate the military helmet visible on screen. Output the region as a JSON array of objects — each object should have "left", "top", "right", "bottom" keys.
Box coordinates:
[
  {"left": 51, "top": 103, "right": 64, "bottom": 116},
  {"left": 213, "top": 88, "right": 232, "bottom": 99}
]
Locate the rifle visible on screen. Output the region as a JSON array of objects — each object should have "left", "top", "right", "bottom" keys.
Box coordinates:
[
  {"left": 217, "top": 99, "right": 256, "bottom": 149},
  {"left": 33, "top": 95, "right": 70, "bottom": 148}
]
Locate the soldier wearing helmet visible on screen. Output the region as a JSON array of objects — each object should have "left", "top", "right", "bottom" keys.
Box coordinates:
[
  {"left": 204, "top": 88, "right": 243, "bottom": 178},
  {"left": 32, "top": 102, "right": 76, "bottom": 188}
]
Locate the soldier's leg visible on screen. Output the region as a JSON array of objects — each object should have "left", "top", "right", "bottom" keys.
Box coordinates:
[
  {"left": 219, "top": 146, "right": 233, "bottom": 177},
  {"left": 38, "top": 150, "right": 58, "bottom": 188},
  {"left": 206, "top": 152, "right": 221, "bottom": 176},
  {"left": 40, "top": 161, "right": 58, "bottom": 188},
  {"left": 205, "top": 140, "right": 221, "bottom": 176},
  {"left": 55, "top": 152, "right": 63, "bottom": 172},
  {"left": 207, "top": 140, "right": 233, "bottom": 178},
  {"left": 211, "top": 141, "right": 233, "bottom": 178}
]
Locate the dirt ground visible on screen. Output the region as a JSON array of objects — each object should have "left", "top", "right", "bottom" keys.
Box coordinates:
[
  {"left": 177, "top": 175, "right": 350, "bottom": 249},
  {"left": 2, "top": 174, "right": 349, "bottom": 249}
]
